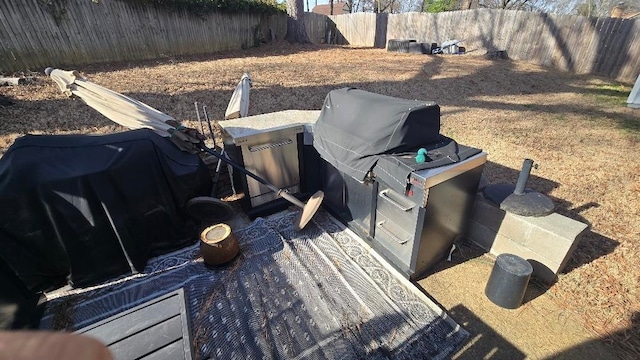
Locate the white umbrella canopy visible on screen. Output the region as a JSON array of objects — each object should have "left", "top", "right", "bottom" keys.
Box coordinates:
[
  {"left": 224, "top": 72, "right": 251, "bottom": 120},
  {"left": 45, "top": 67, "right": 202, "bottom": 153}
]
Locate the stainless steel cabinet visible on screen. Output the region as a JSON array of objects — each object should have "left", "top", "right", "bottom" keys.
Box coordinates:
[
  {"left": 237, "top": 126, "right": 303, "bottom": 207},
  {"left": 322, "top": 153, "right": 486, "bottom": 280}
]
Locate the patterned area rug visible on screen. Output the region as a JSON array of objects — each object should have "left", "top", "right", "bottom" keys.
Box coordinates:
[{"left": 40, "top": 210, "right": 468, "bottom": 359}]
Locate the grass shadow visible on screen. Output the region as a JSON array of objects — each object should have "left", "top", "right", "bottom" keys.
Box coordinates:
[
  {"left": 545, "top": 311, "right": 640, "bottom": 360},
  {"left": 448, "top": 304, "right": 526, "bottom": 359}
]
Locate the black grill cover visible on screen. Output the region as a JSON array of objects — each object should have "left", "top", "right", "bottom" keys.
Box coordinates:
[
  {"left": 0, "top": 129, "right": 211, "bottom": 292},
  {"left": 313, "top": 88, "right": 440, "bottom": 181},
  {"left": 373, "top": 136, "right": 482, "bottom": 193}
]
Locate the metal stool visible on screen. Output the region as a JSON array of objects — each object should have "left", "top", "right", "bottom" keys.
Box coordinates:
[{"left": 485, "top": 253, "right": 533, "bottom": 309}]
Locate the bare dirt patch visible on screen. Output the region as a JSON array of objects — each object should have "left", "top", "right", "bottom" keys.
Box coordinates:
[{"left": 1, "top": 42, "right": 639, "bottom": 358}]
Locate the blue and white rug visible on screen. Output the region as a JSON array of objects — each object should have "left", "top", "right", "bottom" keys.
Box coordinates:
[{"left": 40, "top": 210, "right": 468, "bottom": 360}]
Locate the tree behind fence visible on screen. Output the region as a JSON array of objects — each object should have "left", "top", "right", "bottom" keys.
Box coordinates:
[{"left": 1, "top": 3, "right": 638, "bottom": 83}]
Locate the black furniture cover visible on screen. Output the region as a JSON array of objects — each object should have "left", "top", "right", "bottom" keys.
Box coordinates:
[
  {"left": 313, "top": 88, "right": 441, "bottom": 181},
  {"left": 0, "top": 256, "right": 44, "bottom": 329},
  {"left": 0, "top": 129, "right": 211, "bottom": 293}
]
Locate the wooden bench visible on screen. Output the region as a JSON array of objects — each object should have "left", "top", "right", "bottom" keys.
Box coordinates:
[{"left": 77, "top": 289, "right": 192, "bottom": 360}]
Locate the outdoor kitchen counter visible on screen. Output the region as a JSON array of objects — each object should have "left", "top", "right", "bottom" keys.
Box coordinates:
[
  {"left": 219, "top": 110, "right": 321, "bottom": 144},
  {"left": 217, "top": 110, "right": 321, "bottom": 211}
]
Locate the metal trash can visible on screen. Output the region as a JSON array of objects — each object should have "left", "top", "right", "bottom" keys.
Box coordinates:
[{"left": 485, "top": 253, "right": 533, "bottom": 309}]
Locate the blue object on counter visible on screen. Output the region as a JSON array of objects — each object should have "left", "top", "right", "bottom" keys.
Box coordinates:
[{"left": 415, "top": 148, "right": 428, "bottom": 163}]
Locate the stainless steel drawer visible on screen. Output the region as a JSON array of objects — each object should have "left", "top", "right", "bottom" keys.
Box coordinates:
[
  {"left": 376, "top": 185, "right": 419, "bottom": 232},
  {"left": 374, "top": 212, "right": 414, "bottom": 270},
  {"left": 374, "top": 184, "right": 419, "bottom": 269}
]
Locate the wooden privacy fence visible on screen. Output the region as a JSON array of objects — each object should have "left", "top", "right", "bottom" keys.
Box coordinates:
[
  {"left": 303, "top": 13, "right": 330, "bottom": 44},
  {"left": 0, "top": 0, "right": 287, "bottom": 73},
  {"left": 2, "top": 3, "right": 638, "bottom": 83},
  {"left": 304, "top": 12, "right": 377, "bottom": 46},
  {"left": 314, "top": 10, "right": 639, "bottom": 82},
  {"left": 387, "top": 9, "right": 640, "bottom": 83}
]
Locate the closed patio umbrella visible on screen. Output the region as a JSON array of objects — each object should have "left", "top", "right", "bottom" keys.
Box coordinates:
[
  {"left": 224, "top": 72, "right": 251, "bottom": 120},
  {"left": 45, "top": 67, "right": 202, "bottom": 153}
]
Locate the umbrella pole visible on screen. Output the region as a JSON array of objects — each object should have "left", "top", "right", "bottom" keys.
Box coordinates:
[
  {"left": 194, "top": 102, "right": 206, "bottom": 137},
  {"left": 210, "top": 148, "right": 225, "bottom": 197},
  {"left": 202, "top": 106, "right": 217, "bottom": 148},
  {"left": 201, "top": 105, "right": 227, "bottom": 196},
  {"left": 199, "top": 144, "right": 323, "bottom": 230}
]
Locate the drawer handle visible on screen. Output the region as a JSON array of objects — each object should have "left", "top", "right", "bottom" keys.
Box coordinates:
[
  {"left": 249, "top": 138, "right": 293, "bottom": 152},
  {"left": 379, "top": 189, "right": 414, "bottom": 211},
  {"left": 377, "top": 221, "right": 410, "bottom": 244}
]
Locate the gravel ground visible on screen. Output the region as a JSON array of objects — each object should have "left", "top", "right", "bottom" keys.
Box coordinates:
[{"left": 1, "top": 42, "right": 638, "bottom": 358}]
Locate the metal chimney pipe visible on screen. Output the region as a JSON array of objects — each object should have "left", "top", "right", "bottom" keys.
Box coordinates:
[{"left": 514, "top": 159, "right": 534, "bottom": 195}]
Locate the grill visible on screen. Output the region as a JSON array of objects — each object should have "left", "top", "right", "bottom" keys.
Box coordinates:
[{"left": 314, "top": 88, "right": 487, "bottom": 279}]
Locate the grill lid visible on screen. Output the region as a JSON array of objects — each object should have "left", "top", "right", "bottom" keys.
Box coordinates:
[{"left": 313, "top": 88, "right": 440, "bottom": 181}]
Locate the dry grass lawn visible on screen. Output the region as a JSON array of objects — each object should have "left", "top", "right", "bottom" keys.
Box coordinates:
[{"left": 1, "top": 43, "right": 639, "bottom": 357}]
